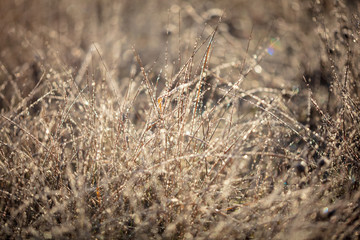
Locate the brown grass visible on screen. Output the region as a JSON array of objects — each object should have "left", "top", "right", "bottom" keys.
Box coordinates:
[{"left": 0, "top": 0, "right": 359, "bottom": 239}]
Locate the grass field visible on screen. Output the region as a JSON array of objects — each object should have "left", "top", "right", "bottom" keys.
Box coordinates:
[{"left": 0, "top": 0, "right": 359, "bottom": 239}]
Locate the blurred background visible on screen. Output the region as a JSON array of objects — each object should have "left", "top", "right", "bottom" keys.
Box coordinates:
[
  {"left": 0, "top": 0, "right": 357, "bottom": 123},
  {"left": 0, "top": 0, "right": 321, "bottom": 80}
]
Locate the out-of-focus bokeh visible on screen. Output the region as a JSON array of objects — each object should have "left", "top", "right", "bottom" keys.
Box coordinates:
[
  {"left": 0, "top": 0, "right": 333, "bottom": 115},
  {"left": 0, "top": 0, "right": 323, "bottom": 83}
]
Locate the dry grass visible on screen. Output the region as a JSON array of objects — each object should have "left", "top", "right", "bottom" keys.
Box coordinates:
[{"left": 0, "top": 0, "right": 359, "bottom": 239}]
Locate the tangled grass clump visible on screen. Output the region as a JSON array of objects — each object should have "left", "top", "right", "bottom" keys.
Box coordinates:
[{"left": 0, "top": 0, "right": 359, "bottom": 239}]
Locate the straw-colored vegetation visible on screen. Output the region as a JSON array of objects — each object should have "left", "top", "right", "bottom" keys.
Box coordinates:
[{"left": 0, "top": 0, "right": 359, "bottom": 239}]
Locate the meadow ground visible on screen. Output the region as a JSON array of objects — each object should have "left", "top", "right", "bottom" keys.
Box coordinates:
[{"left": 0, "top": 0, "right": 360, "bottom": 239}]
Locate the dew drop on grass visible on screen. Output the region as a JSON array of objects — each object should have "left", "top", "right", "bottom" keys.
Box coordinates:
[
  {"left": 292, "top": 86, "right": 299, "bottom": 94},
  {"left": 254, "top": 65, "right": 262, "bottom": 74},
  {"left": 322, "top": 207, "right": 329, "bottom": 214},
  {"left": 44, "top": 232, "right": 52, "bottom": 239}
]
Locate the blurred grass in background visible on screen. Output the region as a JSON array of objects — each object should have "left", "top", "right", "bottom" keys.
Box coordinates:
[{"left": 0, "top": 0, "right": 359, "bottom": 239}]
